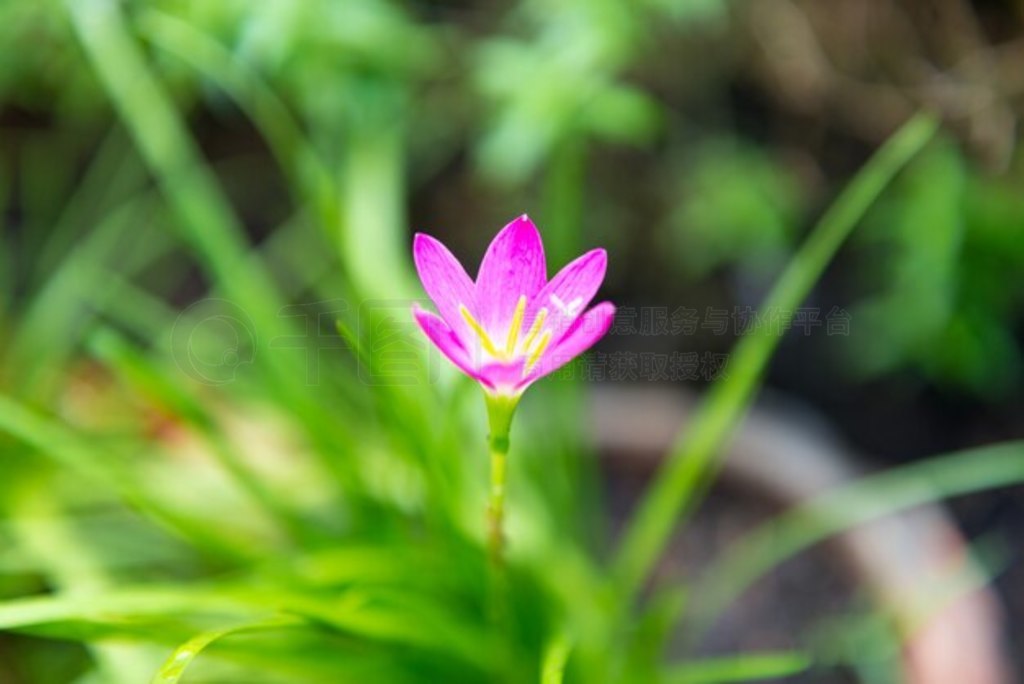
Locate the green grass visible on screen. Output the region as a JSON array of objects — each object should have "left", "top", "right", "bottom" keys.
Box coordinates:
[{"left": 0, "top": 1, "right": 1019, "bottom": 683}]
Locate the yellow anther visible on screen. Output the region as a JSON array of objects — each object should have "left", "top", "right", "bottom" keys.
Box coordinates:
[
  {"left": 520, "top": 307, "right": 548, "bottom": 354},
  {"left": 505, "top": 295, "right": 527, "bottom": 356},
  {"left": 460, "top": 305, "right": 502, "bottom": 358},
  {"left": 524, "top": 330, "right": 552, "bottom": 374}
]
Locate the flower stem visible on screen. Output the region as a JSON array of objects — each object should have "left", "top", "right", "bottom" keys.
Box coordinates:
[
  {"left": 488, "top": 437, "right": 509, "bottom": 567},
  {"left": 483, "top": 393, "right": 518, "bottom": 646},
  {"left": 484, "top": 393, "right": 518, "bottom": 567}
]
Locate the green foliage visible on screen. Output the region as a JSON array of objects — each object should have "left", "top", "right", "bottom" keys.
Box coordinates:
[
  {"left": 848, "top": 141, "right": 1024, "bottom": 395},
  {"left": 0, "top": 0, "right": 1019, "bottom": 682},
  {"left": 668, "top": 139, "right": 802, "bottom": 277}
]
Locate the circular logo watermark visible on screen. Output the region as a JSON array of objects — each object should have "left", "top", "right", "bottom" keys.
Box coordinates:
[{"left": 170, "top": 299, "right": 257, "bottom": 385}]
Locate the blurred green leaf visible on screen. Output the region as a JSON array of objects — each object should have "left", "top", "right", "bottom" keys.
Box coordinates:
[
  {"left": 151, "top": 616, "right": 302, "bottom": 684},
  {"left": 669, "top": 138, "right": 800, "bottom": 277},
  {"left": 662, "top": 652, "right": 811, "bottom": 683}
]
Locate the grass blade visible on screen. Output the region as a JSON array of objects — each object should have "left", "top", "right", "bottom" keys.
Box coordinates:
[
  {"left": 65, "top": 0, "right": 361, "bottom": 498},
  {"left": 134, "top": 9, "right": 338, "bottom": 234},
  {"left": 541, "top": 630, "right": 572, "bottom": 684},
  {"left": 0, "top": 393, "right": 259, "bottom": 560},
  {"left": 662, "top": 652, "right": 811, "bottom": 683},
  {"left": 151, "top": 616, "right": 301, "bottom": 684},
  {"left": 688, "top": 440, "right": 1024, "bottom": 638},
  {"left": 612, "top": 112, "right": 941, "bottom": 601}
]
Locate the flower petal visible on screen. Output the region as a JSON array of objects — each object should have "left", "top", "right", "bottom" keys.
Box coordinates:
[
  {"left": 412, "top": 304, "right": 478, "bottom": 380},
  {"left": 475, "top": 215, "right": 547, "bottom": 332},
  {"left": 531, "top": 248, "right": 607, "bottom": 337},
  {"left": 519, "top": 302, "right": 616, "bottom": 389},
  {"left": 413, "top": 233, "right": 477, "bottom": 338}
]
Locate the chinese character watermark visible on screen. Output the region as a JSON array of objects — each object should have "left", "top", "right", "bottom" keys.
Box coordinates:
[{"left": 169, "top": 299, "right": 850, "bottom": 386}]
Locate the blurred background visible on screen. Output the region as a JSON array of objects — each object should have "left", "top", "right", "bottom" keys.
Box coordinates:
[{"left": 1, "top": 0, "right": 1023, "bottom": 682}]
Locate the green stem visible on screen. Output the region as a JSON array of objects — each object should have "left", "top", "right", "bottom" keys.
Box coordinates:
[
  {"left": 483, "top": 392, "right": 519, "bottom": 677},
  {"left": 611, "top": 111, "right": 940, "bottom": 604},
  {"left": 485, "top": 394, "right": 517, "bottom": 569},
  {"left": 488, "top": 441, "right": 509, "bottom": 567}
]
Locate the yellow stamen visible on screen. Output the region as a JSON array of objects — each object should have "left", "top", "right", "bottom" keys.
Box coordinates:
[
  {"left": 520, "top": 307, "right": 548, "bottom": 353},
  {"left": 525, "top": 330, "right": 552, "bottom": 374},
  {"left": 460, "top": 305, "right": 502, "bottom": 358},
  {"left": 505, "top": 295, "right": 527, "bottom": 356}
]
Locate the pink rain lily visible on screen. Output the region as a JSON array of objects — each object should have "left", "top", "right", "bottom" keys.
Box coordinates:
[{"left": 412, "top": 215, "right": 615, "bottom": 397}]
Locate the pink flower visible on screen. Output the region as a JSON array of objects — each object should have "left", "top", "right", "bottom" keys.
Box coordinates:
[{"left": 412, "top": 215, "right": 615, "bottom": 397}]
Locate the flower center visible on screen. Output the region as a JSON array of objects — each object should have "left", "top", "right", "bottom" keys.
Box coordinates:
[{"left": 459, "top": 295, "right": 552, "bottom": 374}]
